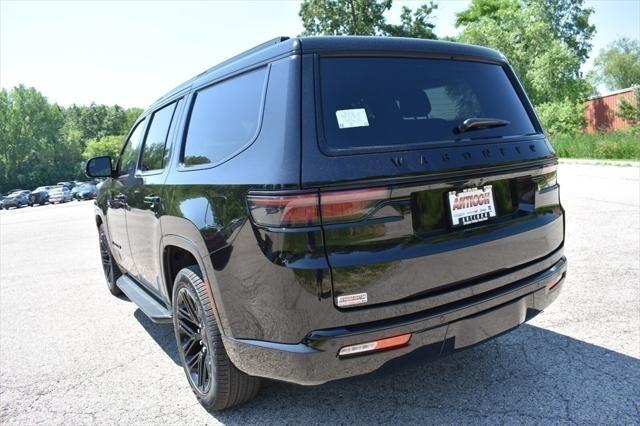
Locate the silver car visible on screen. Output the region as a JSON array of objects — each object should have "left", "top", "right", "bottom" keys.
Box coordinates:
[{"left": 48, "top": 186, "right": 72, "bottom": 204}]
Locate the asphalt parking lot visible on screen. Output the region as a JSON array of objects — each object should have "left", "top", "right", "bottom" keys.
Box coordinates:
[{"left": 1, "top": 162, "right": 639, "bottom": 424}]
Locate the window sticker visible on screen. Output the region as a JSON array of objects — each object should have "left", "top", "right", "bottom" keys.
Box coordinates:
[{"left": 335, "top": 108, "right": 369, "bottom": 129}]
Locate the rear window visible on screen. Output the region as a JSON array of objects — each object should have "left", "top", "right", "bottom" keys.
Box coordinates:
[{"left": 319, "top": 57, "right": 537, "bottom": 152}]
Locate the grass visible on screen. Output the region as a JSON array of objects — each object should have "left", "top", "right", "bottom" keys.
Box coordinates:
[{"left": 549, "top": 131, "right": 640, "bottom": 160}]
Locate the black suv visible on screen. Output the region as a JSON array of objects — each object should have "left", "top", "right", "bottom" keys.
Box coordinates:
[{"left": 86, "top": 37, "right": 566, "bottom": 411}]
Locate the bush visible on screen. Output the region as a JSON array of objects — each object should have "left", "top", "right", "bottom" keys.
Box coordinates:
[
  {"left": 549, "top": 131, "right": 640, "bottom": 160},
  {"left": 536, "top": 100, "right": 586, "bottom": 135},
  {"left": 616, "top": 86, "right": 640, "bottom": 134}
]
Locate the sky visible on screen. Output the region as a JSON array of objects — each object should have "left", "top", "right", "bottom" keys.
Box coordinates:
[{"left": 1, "top": 0, "right": 638, "bottom": 109}]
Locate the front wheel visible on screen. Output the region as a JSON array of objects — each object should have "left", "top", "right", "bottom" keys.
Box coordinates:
[{"left": 172, "top": 266, "right": 260, "bottom": 411}]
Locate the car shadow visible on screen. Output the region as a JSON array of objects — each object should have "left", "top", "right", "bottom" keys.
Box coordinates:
[
  {"left": 133, "top": 309, "right": 181, "bottom": 365},
  {"left": 132, "top": 315, "right": 640, "bottom": 422}
]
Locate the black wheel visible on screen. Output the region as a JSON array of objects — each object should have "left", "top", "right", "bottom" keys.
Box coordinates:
[
  {"left": 98, "top": 224, "right": 122, "bottom": 296},
  {"left": 172, "top": 266, "right": 260, "bottom": 411}
]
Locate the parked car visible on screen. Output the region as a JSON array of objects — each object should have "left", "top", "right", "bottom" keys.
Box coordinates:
[
  {"left": 29, "top": 186, "right": 52, "bottom": 206},
  {"left": 86, "top": 37, "right": 566, "bottom": 411},
  {"left": 48, "top": 186, "right": 72, "bottom": 204},
  {"left": 56, "top": 181, "right": 77, "bottom": 191},
  {"left": 74, "top": 183, "right": 97, "bottom": 200},
  {"left": 1, "top": 190, "right": 30, "bottom": 209}
]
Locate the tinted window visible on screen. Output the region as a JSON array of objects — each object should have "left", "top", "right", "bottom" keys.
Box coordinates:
[
  {"left": 319, "top": 57, "right": 536, "bottom": 152},
  {"left": 140, "top": 102, "right": 177, "bottom": 171},
  {"left": 117, "top": 120, "right": 146, "bottom": 176},
  {"left": 183, "top": 67, "right": 267, "bottom": 166}
]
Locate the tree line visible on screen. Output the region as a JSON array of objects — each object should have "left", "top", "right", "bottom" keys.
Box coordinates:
[{"left": 0, "top": 85, "right": 142, "bottom": 192}]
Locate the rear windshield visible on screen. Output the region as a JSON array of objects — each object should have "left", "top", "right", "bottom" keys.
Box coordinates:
[{"left": 319, "top": 57, "right": 537, "bottom": 152}]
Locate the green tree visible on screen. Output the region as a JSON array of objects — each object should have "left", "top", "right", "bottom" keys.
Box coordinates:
[
  {"left": 299, "top": 0, "right": 437, "bottom": 38},
  {"left": 383, "top": 2, "right": 438, "bottom": 39},
  {"left": 300, "top": 0, "right": 392, "bottom": 35},
  {"left": 0, "top": 85, "right": 143, "bottom": 192},
  {"left": 82, "top": 135, "right": 125, "bottom": 161},
  {"left": 455, "top": 0, "right": 593, "bottom": 106},
  {"left": 0, "top": 86, "right": 68, "bottom": 190},
  {"left": 591, "top": 38, "right": 640, "bottom": 91},
  {"left": 531, "top": 0, "right": 595, "bottom": 64},
  {"left": 536, "top": 99, "right": 586, "bottom": 135}
]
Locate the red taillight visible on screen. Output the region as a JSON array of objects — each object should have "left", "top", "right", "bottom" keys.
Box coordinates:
[
  {"left": 320, "top": 187, "right": 389, "bottom": 224},
  {"left": 247, "top": 187, "right": 389, "bottom": 227},
  {"left": 247, "top": 193, "right": 320, "bottom": 227}
]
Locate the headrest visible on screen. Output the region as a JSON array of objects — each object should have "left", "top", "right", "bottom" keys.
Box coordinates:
[{"left": 397, "top": 90, "right": 432, "bottom": 118}]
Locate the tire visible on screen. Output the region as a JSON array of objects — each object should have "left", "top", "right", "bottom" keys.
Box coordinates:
[
  {"left": 98, "top": 224, "right": 122, "bottom": 296},
  {"left": 172, "top": 266, "right": 260, "bottom": 411}
]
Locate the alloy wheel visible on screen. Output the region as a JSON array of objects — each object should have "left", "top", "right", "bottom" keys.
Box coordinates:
[{"left": 176, "top": 287, "right": 212, "bottom": 394}]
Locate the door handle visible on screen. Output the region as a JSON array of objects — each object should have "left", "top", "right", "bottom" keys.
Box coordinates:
[{"left": 144, "top": 195, "right": 161, "bottom": 204}]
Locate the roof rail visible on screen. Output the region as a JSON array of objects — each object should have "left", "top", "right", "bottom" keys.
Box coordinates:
[
  {"left": 196, "top": 36, "right": 290, "bottom": 79},
  {"left": 151, "top": 36, "right": 290, "bottom": 107}
]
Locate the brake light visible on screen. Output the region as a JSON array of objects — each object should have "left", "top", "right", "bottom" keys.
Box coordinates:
[
  {"left": 320, "top": 187, "right": 389, "bottom": 224},
  {"left": 247, "top": 187, "right": 389, "bottom": 227},
  {"left": 247, "top": 193, "right": 320, "bottom": 227}
]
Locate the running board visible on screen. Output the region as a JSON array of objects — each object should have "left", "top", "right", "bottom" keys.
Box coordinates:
[{"left": 116, "top": 275, "right": 172, "bottom": 323}]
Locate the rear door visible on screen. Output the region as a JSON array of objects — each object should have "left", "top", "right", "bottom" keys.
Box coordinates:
[
  {"left": 301, "top": 54, "right": 563, "bottom": 308},
  {"left": 127, "top": 98, "right": 185, "bottom": 298},
  {"left": 105, "top": 119, "right": 147, "bottom": 275}
]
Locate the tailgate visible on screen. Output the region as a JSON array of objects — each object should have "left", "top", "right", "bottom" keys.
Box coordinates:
[{"left": 321, "top": 164, "right": 564, "bottom": 309}]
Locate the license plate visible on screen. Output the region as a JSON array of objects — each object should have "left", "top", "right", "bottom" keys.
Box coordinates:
[{"left": 448, "top": 185, "right": 496, "bottom": 227}]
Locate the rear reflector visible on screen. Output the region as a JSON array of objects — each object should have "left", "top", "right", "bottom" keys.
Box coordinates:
[
  {"left": 247, "top": 187, "right": 389, "bottom": 227},
  {"left": 547, "top": 274, "right": 563, "bottom": 290},
  {"left": 338, "top": 333, "right": 412, "bottom": 357}
]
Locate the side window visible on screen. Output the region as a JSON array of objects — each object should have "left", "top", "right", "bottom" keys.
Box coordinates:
[
  {"left": 139, "top": 101, "right": 177, "bottom": 172},
  {"left": 182, "top": 67, "right": 267, "bottom": 167},
  {"left": 117, "top": 119, "right": 146, "bottom": 177}
]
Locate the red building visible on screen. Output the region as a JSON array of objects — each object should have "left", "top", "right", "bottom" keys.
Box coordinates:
[{"left": 585, "top": 87, "right": 636, "bottom": 133}]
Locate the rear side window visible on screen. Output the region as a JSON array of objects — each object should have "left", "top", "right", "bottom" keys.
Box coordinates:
[
  {"left": 319, "top": 57, "right": 536, "bottom": 152},
  {"left": 117, "top": 119, "right": 146, "bottom": 177},
  {"left": 182, "top": 67, "right": 267, "bottom": 167},
  {"left": 140, "top": 101, "right": 177, "bottom": 172}
]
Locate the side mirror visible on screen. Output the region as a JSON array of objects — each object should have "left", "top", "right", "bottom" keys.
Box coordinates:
[{"left": 86, "top": 156, "right": 113, "bottom": 178}]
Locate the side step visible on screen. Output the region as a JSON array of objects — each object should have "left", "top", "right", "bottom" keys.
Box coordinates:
[{"left": 116, "top": 275, "right": 172, "bottom": 323}]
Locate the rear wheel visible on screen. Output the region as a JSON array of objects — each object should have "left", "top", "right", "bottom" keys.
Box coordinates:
[
  {"left": 172, "top": 266, "right": 260, "bottom": 411},
  {"left": 98, "top": 224, "right": 122, "bottom": 296}
]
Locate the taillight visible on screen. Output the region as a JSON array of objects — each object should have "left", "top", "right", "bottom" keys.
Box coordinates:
[
  {"left": 535, "top": 167, "right": 558, "bottom": 190},
  {"left": 247, "top": 193, "right": 320, "bottom": 227},
  {"left": 247, "top": 187, "right": 389, "bottom": 227},
  {"left": 320, "top": 188, "right": 390, "bottom": 224}
]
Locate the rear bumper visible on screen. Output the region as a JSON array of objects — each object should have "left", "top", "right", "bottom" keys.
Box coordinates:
[{"left": 223, "top": 255, "right": 566, "bottom": 385}]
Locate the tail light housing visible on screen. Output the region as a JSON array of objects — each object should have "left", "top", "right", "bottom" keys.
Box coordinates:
[{"left": 247, "top": 187, "right": 389, "bottom": 228}]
